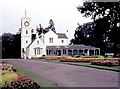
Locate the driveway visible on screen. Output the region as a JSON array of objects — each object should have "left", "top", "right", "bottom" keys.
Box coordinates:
[{"left": 5, "top": 59, "right": 119, "bottom": 88}]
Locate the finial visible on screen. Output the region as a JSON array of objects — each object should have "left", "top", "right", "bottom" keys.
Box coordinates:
[{"left": 25, "top": 9, "right": 27, "bottom": 18}]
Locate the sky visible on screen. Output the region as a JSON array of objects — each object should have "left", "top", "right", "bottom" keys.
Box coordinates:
[{"left": 0, "top": 0, "right": 92, "bottom": 40}]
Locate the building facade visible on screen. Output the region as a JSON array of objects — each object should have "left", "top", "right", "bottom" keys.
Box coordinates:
[{"left": 20, "top": 15, "right": 100, "bottom": 59}]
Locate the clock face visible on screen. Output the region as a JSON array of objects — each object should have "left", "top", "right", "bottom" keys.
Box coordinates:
[{"left": 24, "top": 21, "right": 29, "bottom": 27}]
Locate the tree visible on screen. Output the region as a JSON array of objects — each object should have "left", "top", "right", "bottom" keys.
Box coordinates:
[
  {"left": 0, "top": 36, "right": 2, "bottom": 59},
  {"left": 73, "top": 22, "right": 96, "bottom": 46},
  {"left": 2, "top": 33, "right": 21, "bottom": 58},
  {"left": 77, "top": 1, "right": 120, "bottom": 55}
]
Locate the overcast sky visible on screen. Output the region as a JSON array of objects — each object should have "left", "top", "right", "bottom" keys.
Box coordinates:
[{"left": 0, "top": 0, "right": 92, "bottom": 39}]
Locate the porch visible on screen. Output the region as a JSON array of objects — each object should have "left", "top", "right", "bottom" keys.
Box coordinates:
[{"left": 46, "top": 45, "right": 100, "bottom": 56}]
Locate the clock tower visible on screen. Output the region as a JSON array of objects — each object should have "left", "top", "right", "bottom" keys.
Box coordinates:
[{"left": 21, "top": 10, "right": 32, "bottom": 59}]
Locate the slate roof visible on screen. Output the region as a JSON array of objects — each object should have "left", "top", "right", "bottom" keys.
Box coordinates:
[
  {"left": 56, "top": 33, "right": 68, "bottom": 39},
  {"left": 46, "top": 44, "right": 99, "bottom": 50},
  {"left": 26, "top": 39, "right": 36, "bottom": 48}
]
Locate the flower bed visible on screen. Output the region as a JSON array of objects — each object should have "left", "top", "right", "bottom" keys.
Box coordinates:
[
  {"left": 59, "top": 56, "right": 120, "bottom": 66},
  {"left": 1, "top": 74, "right": 40, "bottom": 89},
  {"left": 91, "top": 60, "right": 120, "bottom": 67},
  {"left": 0, "top": 61, "right": 41, "bottom": 89},
  {"left": 1, "top": 61, "right": 17, "bottom": 72}
]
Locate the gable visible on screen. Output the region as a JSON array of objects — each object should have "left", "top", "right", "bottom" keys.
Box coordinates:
[
  {"left": 44, "top": 30, "right": 58, "bottom": 38},
  {"left": 27, "top": 37, "right": 45, "bottom": 48}
]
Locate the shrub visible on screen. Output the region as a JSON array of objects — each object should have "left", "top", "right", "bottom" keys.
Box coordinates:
[
  {"left": 1, "top": 74, "right": 41, "bottom": 89},
  {"left": 1, "top": 62, "right": 41, "bottom": 89}
]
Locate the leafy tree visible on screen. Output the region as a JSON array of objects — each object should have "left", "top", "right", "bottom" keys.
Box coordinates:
[
  {"left": 73, "top": 22, "right": 96, "bottom": 46},
  {"left": 2, "top": 33, "right": 21, "bottom": 58},
  {"left": 76, "top": 1, "right": 120, "bottom": 55},
  {"left": 0, "top": 36, "right": 2, "bottom": 58}
]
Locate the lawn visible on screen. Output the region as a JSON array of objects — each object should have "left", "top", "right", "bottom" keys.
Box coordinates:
[
  {"left": 63, "top": 62, "right": 120, "bottom": 72},
  {"left": 12, "top": 64, "right": 57, "bottom": 88},
  {"left": 36, "top": 59, "right": 120, "bottom": 72}
]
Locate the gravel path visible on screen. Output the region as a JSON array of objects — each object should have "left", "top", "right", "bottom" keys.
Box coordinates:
[{"left": 6, "top": 59, "right": 119, "bottom": 88}]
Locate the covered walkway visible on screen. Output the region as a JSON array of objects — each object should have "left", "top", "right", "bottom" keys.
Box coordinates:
[{"left": 46, "top": 44, "right": 100, "bottom": 56}]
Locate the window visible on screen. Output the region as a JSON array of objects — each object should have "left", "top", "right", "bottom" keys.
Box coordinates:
[
  {"left": 26, "top": 40, "right": 28, "bottom": 43},
  {"left": 31, "top": 29, "right": 34, "bottom": 33},
  {"left": 61, "top": 40, "right": 64, "bottom": 43},
  {"left": 34, "top": 48, "right": 42, "bottom": 55},
  {"left": 26, "top": 30, "right": 28, "bottom": 34},
  {"left": 37, "top": 41, "right": 39, "bottom": 44},
  {"left": 37, "top": 48, "right": 40, "bottom": 54},
  {"left": 49, "top": 38, "right": 53, "bottom": 43}
]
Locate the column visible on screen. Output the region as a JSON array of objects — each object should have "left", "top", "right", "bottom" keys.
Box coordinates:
[
  {"left": 99, "top": 49, "right": 100, "bottom": 55},
  {"left": 66, "top": 49, "right": 68, "bottom": 56},
  {"left": 68, "top": 50, "right": 70, "bottom": 56},
  {"left": 83, "top": 49, "right": 85, "bottom": 55},
  {"left": 72, "top": 49, "right": 73, "bottom": 56},
  {"left": 55, "top": 49, "right": 57, "bottom": 56},
  {"left": 47, "top": 49, "right": 48, "bottom": 55},
  {"left": 48, "top": 49, "right": 50, "bottom": 55},
  {"left": 61, "top": 49, "right": 63, "bottom": 56},
  {"left": 77, "top": 49, "right": 79, "bottom": 55},
  {"left": 87, "top": 49, "right": 90, "bottom": 56},
  {"left": 94, "top": 49, "right": 95, "bottom": 55}
]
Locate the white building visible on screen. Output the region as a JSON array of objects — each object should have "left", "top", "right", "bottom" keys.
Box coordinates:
[{"left": 20, "top": 15, "right": 100, "bottom": 59}]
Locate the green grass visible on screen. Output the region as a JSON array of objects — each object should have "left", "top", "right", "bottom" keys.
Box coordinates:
[
  {"left": 63, "top": 62, "right": 120, "bottom": 72},
  {"left": 12, "top": 64, "right": 57, "bottom": 88},
  {"left": 35, "top": 59, "right": 120, "bottom": 72}
]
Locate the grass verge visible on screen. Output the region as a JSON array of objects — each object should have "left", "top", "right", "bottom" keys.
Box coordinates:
[
  {"left": 35, "top": 59, "right": 120, "bottom": 72},
  {"left": 11, "top": 64, "right": 57, "bottom": 88},
  {"left": 63, "top": 62, "right": 120, "bottom": 72}
]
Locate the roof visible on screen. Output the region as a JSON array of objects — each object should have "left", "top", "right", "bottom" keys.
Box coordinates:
[
  {"left": 37, "top": 29, "right": 68, "bottom": 39},
  {"left": 26, "top": 39, "right": 36, "bottom": 48},
  {"left": 46, "top": 44, "right": 99, "bottom": 50},
  {"left": 68, "top": 44, "right": 98, "bottom": 50},
  {"left": 56, "top": 33, "right": 68, "bottom": 39}
]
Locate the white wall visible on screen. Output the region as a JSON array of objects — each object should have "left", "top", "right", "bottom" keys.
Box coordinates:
[
  {"left": 27, "top": 38, "right": 46, "bottom": 59},
  {"left": 44, "top": 30, "right": 69, "bottom": 46},
  {"left": 58, "top": 38, "right": 68, "bottom": 45}
]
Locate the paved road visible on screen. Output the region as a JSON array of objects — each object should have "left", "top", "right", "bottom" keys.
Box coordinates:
[{"left": 5, "top": 59, "right": 119, "bottom": 87}]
